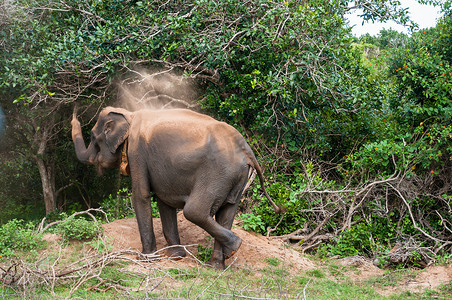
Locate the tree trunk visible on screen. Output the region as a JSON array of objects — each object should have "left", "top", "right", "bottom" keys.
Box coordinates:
[
  {"left": 11, "top": 107, "right": 61, "bottom": 215},
  {"left": 35, "top": 156, "right": 57, "bottom": 214},
  {"left": 33, "top": 121, "right": 57, "bottom": 215}
]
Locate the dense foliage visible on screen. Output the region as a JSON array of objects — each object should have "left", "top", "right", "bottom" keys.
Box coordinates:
[{"left": 1, "top": 0, "right": 451, "bottom": 265}]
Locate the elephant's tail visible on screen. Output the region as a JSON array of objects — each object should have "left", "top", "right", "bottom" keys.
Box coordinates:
[{"left": 248, "top": 153, "right": 285, "bottom": 214}]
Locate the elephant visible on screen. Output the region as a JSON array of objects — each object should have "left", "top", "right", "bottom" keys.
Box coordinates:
[{"left": 71, "top": 106, "right": 282, "bottom": 269}]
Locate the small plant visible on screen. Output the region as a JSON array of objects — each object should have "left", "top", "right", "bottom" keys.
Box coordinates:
[
  {"left": 196, "top": 244, "right": 213, "bottom": 262},
  {"left": 240, "top": 213, "right": 266, "bottom": 233},
  {"left": 306, "top": 269, "right": 325, "bottom": 278},
  {"left": 167, "top": 268, "right": 198, "bottom": 280},
  {"left": 100, "top": 188, "right": 135, "bottom": 220},
  {"left": 87, "top": 237, "right": 113, "bottom": 253},
  {"left": 265, "top": 257, "right": 281, "bottom": 267},
  {"left": 297, "top": 276, "right": 310, "bottom": 286},
  {"left": 58, "top": 217, "right": 101, "bottom": 241},
  {"left": 0, "top": 219, "right": 44, "bottom": 257}
]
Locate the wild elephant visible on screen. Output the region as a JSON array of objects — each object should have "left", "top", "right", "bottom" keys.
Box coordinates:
[{"left": 71, "top": 106, "right": 281, "bottom": 269}]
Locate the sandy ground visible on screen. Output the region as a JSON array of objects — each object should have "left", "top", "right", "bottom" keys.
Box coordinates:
[
  {"left": 100, "top": 214, "right": 451, "bottom": 296},
  {"left": 102, "top": 213, "right": 315, "bottom": 271}
]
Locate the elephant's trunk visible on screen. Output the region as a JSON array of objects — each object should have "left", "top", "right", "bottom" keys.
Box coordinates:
[{"left": 71, "top": 107, "right": 96, "bottom": 164}]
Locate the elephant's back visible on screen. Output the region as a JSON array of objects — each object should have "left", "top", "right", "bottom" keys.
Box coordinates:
[
  {"left": 132, "top": 108, "right": 249, "bottom": 164},
  {"left": 134, "top": 109, "right": 239, "bottom": 139},
  {"left": 138, "top": 108, "right": 215, "bottom": 124}
]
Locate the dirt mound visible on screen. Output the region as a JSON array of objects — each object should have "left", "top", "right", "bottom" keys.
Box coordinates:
[{"left": 102, "top": 213, "right": 315, "bottom": 271}]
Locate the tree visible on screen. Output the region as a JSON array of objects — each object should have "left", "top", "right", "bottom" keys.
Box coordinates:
[{"left": 0, "top": 1, "right": 114, "bottom": 213}]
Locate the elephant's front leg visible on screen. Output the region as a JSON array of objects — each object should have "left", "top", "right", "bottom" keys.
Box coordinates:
[
  {"left": 156, "top": 199, "right": 186, "bottom": 258},
  {"left": 131, "top": 172, "right": 157, "bottom": 254}
]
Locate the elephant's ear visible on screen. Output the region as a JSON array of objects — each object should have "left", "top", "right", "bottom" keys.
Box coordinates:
[{"left": 103, "top": 112, "right": 130, "bottom": 154}]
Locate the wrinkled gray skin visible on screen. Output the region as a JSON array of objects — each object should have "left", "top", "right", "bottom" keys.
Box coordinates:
[{"left": 71, "top": 106, "right": 281, "bottom": 269}]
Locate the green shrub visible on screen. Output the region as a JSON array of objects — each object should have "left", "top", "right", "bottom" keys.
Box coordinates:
[
  {"left": 101, "top": 188, "right": 159, "bottom": 220},
  {"left": 251, "top": 163, "right": 337, "bottom": 236},
  {"left": 100, "top": 188, "right": 135, "bottom": 220},
  {"left": 240, "top": 213, "right": 266, "bottom": 233},
  {"left": 58, "top": 217, "right": 101, "bottom": 241},
  {"left": 0, "top": 219, "right": 44, "bottom": 257},
  {"left": 318, "top": 223, "right": 377, "bottom": 258}
]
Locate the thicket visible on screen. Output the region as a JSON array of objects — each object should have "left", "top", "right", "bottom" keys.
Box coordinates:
[
  {"left": 0, "top": 219, "right": 44, "bottom": 257},
  {"left": 0, "top": 0, "right": 451, "bottom": 266}
]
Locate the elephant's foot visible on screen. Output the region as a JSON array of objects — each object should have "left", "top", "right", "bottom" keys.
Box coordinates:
[
  {"left": 141, "top": 240, "right": 158, "bottom": 255},
  {"left": 223, "top": 235, "right": 242, "bottom": 259},
  {"left": 166, "top": 246, "right": 186, "bottom": 260}
]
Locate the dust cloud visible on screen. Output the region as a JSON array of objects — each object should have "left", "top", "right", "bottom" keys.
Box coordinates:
[{"left": 116, "top": 68, "right": 201, "bottom": 112}]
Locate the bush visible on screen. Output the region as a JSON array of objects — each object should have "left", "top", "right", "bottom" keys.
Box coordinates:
[
  {"left": 57, "top": 217, "right": 101, "bottom": 241},
  {"left": 240, "top": 213, "right": 266, "bottom": 233},
  {"left": 0, "top": 219, "right": 44, "bottom": 257},
  {"left": 100, "top": 188, "right": 159, "bottom": 221},
  {"left": 249, "top": 163, "right": 337, "bottom": 236},
  {"left": 319, "top": 223, "right": 382, "bottom": 258},
  {"left": 100, "top": 188, "right": 135, "bottom": 221}
]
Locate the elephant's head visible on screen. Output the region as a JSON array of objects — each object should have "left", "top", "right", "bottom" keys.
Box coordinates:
[{"left": 71, "top": 106, "right": 133, "bottom": 175}]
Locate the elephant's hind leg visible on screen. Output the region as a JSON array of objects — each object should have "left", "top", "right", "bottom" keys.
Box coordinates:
[
  {"left": 183, "top": 193, "right": 242, "bottom": 263},
  {"left": 207, "top": 201, "right": 241, "bottom": 269},
  {"left": 209, "top": 168, "right": 250, "bottom": 268}
]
